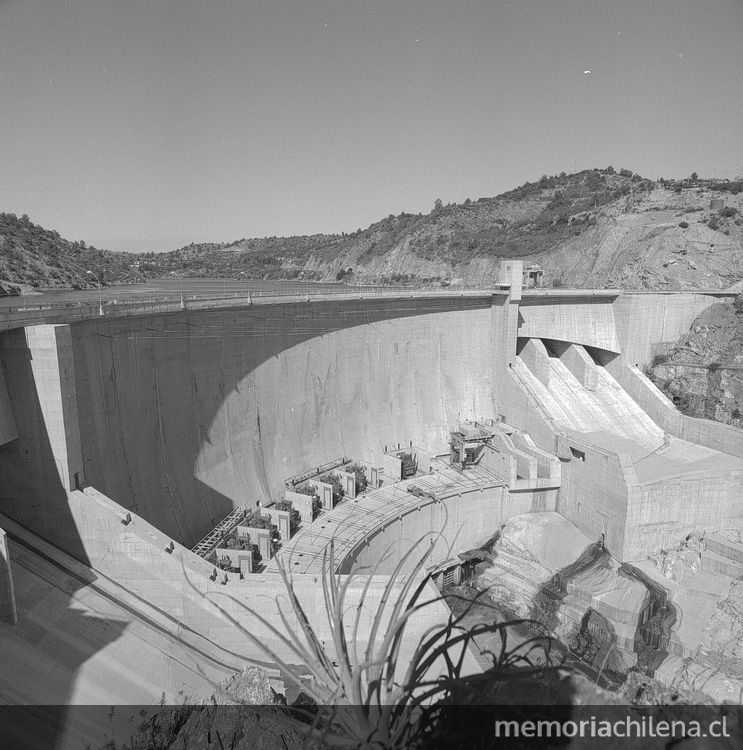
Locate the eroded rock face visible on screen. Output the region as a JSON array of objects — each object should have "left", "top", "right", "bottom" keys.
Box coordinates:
[
  {"left": 651, "top": 534, "right": 705, "bottom": 583},
  {"left": 700, "top": 580, "right": 743, "bottom": 669},
  {"left": 212, "top": 665, "right": 277, "bottom": 705},
  {"left": 648, "top": 302, "right": 743, "bottom": 427},
  {"left": 164, "top": 666, "right": 302, "bottom": 750},
  {"left": 476, "top": 513, "right": 593, "bottom": 621},
  {"left": 475, "top": 513, "right": 646, "bottom": 681},
  {"left": 495, "top": 512, "right": 595, "bottom": 571}
]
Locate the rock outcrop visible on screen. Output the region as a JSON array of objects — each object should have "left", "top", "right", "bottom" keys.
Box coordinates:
[
  {"left": 651, "top": 534, "right": 706, "bottom": 583},
  {"left": 211, "top": 665, "right": 279, "bottom": 705},
  {"left": 476, "top": 513, "right": 648, "bottom": 680},
  {"left": 648, "top": 301, "right": 743, "bottom": 427}
]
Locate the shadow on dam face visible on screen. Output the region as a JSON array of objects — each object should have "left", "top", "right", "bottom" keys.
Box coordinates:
[
  {"left": 0, "top": 332, "right": 92, "bottom": 563},
  {"left": 0, "top": 334, "right": 127, "bottom": 742},
  {"left": 68, "top": 295, "right": 500, "bottom": 548}
]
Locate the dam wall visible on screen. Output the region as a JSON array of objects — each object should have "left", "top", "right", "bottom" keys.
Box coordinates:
[
  {"left": 606, "top": 361, "right": 743, "bottom": 458},
  {"left": 4, "top": 282, "right": 743, "bottom": 710},
  {"left": 626, "top": 471, "right": 743, "bottom": 561},
  {"left": 0, "top": 362, "right": 18, "bottom": 446},
  {"left": 6, "top": 485, "right": 477, "bottom": 678},
  {"left": 339, "top": 484, "right": 546, "bottom": 577},
  {"left": 554, "top": 437, "right": 634, "bottom": 557},
  {"left": 515, "top": 290, "right": 733, "bottom": 368},
  {"left": 0, "top": 295, "right": 506, "bottom": 555},
  {"left": 0, "top": 325, "right": 90, "bottom": 561},
  {"left": 1, "top": 285, "right": 741, "bottom": 569},
  {"left": 517, "top": 294, "right": 621, "bottom": 352},
  {"left": 614, "top": 291, "right": 734, "bottom": 366}
]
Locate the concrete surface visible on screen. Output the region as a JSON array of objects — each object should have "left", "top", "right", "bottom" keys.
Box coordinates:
[
  {"left": 517, "top": 294, "right": 621, "bottom": 352},
  {"left": 1, "top": 279, "right": 743, "bottom": 712},
  {"left": 0, "top": 527, "right": 17, "bottom": 625},
  {"left": 607, "top": 360, "right": 743, "bottom": 458},
  {"left": 512, "top": 339, "right": 743, "bottom": 559},
  {"left": 70, "top": 297, "right": 500, "bottom": 549},
  {"left": 0, "top": 362, "right": 18, "bottom": 445},
  {"left": 268, "top": 457, "right": 511, "bottom": 577},
  {"left": 614, "top": 291, "right": 733, "bottom": 366},
  {"left": 0, "top": 532, "right": 233, "bottom": 706}
]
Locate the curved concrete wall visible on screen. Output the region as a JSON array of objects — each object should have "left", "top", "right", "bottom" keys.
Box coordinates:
[
  {"left": 606, "top": 361, "right": 743, "bottom": 458},
  {"left": 517, "top": 296, "right": 621, "bottom": 352},
  {"left": 3, "top": 288, "right": 739, "bottom": 566},
  {"left": 340, "top": 486, "right": 537, "bottom": 577},
  {"left": 614, "top": 292, "right": 734, "bottom": 366},
  {"left": 70, "top": 297, "right": 501, "bottom": 547}
]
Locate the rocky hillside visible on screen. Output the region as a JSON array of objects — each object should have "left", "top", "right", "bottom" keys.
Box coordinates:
[
  {"left": 143, "top": 169, "right": 743, "bottom": 289},
  {"left": 646, "top": 296, "right": 743, "bottom": 427},
  {"left": 0, "top": 212, "right": 139, "bottom": 292},
  {"left": 3, "top": 169, "right": 743, "bottom": 292}
]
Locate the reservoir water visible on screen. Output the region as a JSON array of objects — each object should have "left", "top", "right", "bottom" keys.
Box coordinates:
[{"left": 0, "top": 278, "right": 361, "bottom": 309}]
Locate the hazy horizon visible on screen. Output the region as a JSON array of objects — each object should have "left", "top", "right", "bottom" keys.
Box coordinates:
[{"left": 2, "top": 0, "right": 742, "bottom": 252}]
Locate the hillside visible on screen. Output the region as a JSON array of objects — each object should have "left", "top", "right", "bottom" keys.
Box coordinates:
[
  {"left": 136, "top": 169, "right": 743, "bottom": 290},
  {"left": 0, "top": 212, "right": 139, "bottom": 293},
  {"left": 2, "top": 168, "right": 743, "bottom": 292}
]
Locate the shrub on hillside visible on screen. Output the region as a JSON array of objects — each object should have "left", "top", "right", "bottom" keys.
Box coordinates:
[
  {"left": 678, "top": 222, "right": 689, "bottom": 228},
  {"left": 335, "top": 267, "right": 353, "bottom": 281}
]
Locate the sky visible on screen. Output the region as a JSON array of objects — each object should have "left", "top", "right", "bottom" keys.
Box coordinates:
[{"left": 1, "top": 0, "right": 742, "bottom": 252}]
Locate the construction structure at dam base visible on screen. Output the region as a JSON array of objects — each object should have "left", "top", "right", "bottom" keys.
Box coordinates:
[{"left": 2, "top": 260, "right": 743, "bottom": 742}]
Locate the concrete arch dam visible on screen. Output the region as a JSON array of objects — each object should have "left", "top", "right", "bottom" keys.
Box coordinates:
[
  {"left": 2, "top": 278, "right": 743, "bottom": 711},
  {"left": 1, "top": 284, "right": 742, "bottom": 580},
  {"left": 0, "top": 293, "right": 508, "bottom": 555}
]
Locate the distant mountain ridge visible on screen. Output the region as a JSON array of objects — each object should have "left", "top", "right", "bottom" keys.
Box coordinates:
[{"left": 2, "top": 168, "right": 742, "bottom": 292}]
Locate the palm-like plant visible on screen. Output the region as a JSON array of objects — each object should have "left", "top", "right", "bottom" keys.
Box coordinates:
[{"left": 199, "top": 535, "right": 561, "bottom": 749}]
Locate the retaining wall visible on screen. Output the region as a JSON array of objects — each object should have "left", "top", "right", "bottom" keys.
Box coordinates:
[{"left": 607, "top": 361, "right": 743, "bottom": 458}]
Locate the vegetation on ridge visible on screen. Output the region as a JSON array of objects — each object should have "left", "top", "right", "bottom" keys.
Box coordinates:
[
  {"left": 0, "top": 212, "right": 138, "bottom": 292},
  {"left": 3, "top": 168, "right": 743, "bottom": 292}
]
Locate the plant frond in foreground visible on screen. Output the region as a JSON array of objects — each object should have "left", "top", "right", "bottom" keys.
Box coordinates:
[{"left": 191, "top": 534, "right": 562, "bottom": 749}]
